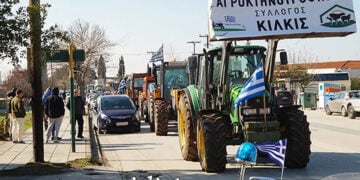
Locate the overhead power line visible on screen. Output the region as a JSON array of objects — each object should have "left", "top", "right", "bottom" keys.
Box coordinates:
[{"left": 111, "top": 52, "right": 192, "bottom": 56}]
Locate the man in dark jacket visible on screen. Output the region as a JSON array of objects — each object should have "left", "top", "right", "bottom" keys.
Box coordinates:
[
  {"left": 66, "top": 89, "right": 85, "bottom": 138},
  {"left": 44, "top": 87, "right": 65, "bottom": 143},
  {"left": 11, "top": 89, "right": 26, "bottom": 144}
]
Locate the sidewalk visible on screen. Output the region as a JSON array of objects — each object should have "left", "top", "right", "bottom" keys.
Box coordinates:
[{"left": 0, "top": 111, "right": 90, "bottom": 171}]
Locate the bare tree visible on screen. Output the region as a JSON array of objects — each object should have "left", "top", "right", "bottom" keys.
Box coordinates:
[
  {"left": 67, "top": 19, "right": 117, "bottom": 94},
  {"left": 5, "top": 68, "right": 31, "bottom": 97}
]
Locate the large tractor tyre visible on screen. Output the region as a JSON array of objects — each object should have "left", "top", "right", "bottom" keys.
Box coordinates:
[
  {"left": 279, "top": 109, "right": 311, "bottom": 168},
  {"left": 138, "top": 98, "right": 144, "bottom": 120},
  {"left": 148, "top": 95, "right": 155, "bottom": 132},
  {"left": 325, "top": 105, "right": 332, "bottom": 115},
  {"left": 348, "top": 105, "right": 356, "bottom": 119},
  {"left": 154, "top": 99, "right": 169, "bottom": 136},
  {"left": 178, "top": 94, "right": 198, "bottom": 161},
  {"left": 143, "top": 100, "right": 149, "bottom": 123},
  {"left": 197, "top": 113, "right": 226, "bottom": 173}
]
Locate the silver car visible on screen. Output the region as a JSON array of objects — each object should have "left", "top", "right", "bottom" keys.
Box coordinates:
[{"left": 325, "top": 90, "right": 360, "bottom": 119}]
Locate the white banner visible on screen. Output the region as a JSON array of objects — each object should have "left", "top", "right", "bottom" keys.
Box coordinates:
[{"left": 209, "top": 0, "right": 357, "bottom": 41}]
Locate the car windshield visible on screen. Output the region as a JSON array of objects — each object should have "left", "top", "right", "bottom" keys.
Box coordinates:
[{"left": 101, "top": 96, "right": 135, "bottom": 110}]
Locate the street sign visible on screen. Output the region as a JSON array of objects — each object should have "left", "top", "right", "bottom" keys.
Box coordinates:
[{"left": 46, "top": 49, "right": 85, "bottom": 62}]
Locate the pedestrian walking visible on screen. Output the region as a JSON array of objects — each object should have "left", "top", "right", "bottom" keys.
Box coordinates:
[
  {"left": 62, "top": 90, "right": 66, "bottom": 100},
  {"left": 42, "top": 87, "right": 52, "bottom": 130},
  {"left": 44, "top": 87, "right": 65, "bottom": 143},
  {"left": 66, "top": 89, "right": 85, "bottom": 139},
  {"left": 11, "top": 89, "right": 26, "bottom": 144}
]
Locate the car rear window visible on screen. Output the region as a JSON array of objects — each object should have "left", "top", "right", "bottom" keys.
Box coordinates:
[{"left": 349, "top": 92, "right": 360, "bottom": 99}]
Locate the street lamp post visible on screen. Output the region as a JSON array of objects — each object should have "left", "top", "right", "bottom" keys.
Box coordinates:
[
  {"left": 199, "top": 34, "right": 209, "bottom": 48},
  {"left": 187, "top": 41, "right": 201, "bottom": 55}
]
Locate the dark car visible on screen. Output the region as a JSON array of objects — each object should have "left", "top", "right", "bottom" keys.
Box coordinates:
[
  {"left": 275, "top": 89, "right": 294, "bottom": 106},
  {"left": 93, "top": 95, "right": 140, "bottom": 133}
]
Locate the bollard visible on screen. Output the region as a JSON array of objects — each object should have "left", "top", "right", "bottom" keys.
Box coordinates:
[{"left": 88, "top": 114, "right": 99, "bottom": 162}]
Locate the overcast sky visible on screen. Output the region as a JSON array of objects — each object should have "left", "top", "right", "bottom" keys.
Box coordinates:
[{"left": 2, "top": 0, "right": 360, "bottom": 78}]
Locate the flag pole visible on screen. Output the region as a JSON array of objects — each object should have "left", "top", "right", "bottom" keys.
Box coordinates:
[
  {"left": 239, "top": 163, "right": 246, "bottom": 180},
  {"left": 263, "top": 61, "right": 267, "bottom": 132},
  {"left": 280, "top": 139, "right": 286, "bottom": 180},
  {"left": 263, "top": 94, "right": 267, "bottom": 131}
]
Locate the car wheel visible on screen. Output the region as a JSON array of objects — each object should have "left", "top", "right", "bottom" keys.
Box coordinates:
[
  {"left": 341, "top": 106, "right": 348, "bottom": 117},
  {"left": 348, "top": 105, "right": 356, "bottom": 119},
  {"left": 325, "top": 105, "right": 332, "bottom": 115},
  {"left": 97, "top": 120, "right": 105, "bottom": 134}
]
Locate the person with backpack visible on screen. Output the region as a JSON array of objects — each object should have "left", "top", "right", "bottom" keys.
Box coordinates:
[
  {"left": 42, "top": 87, "right": 52, "bottom": 130},
  {"left": 44, "top": 87, "right": 65, "bottom": 143}
]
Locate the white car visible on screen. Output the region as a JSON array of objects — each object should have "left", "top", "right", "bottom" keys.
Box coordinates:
[{"left": 325, "top": 90, "right": 360, "bottom": 119}]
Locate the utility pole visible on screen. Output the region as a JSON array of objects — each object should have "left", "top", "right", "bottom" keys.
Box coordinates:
[
  {"left": 29, "top": 0, "right": 44, "bottom": 162},
  {"left": 199, "top": 34, "right": 209, "bottom": 48},
  {"left": 187, "top": 41, "right": 201, "bottom": 55},
  {"left": 69, "top": 44, "right": 76, "bottom": 152}
]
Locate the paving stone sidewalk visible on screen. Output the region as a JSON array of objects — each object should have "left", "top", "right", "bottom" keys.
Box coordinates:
[{"left": 0, "top": 111, "right": 90, "bottom": 171}]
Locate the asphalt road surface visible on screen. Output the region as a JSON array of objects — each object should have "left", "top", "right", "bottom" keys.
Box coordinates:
[{"left": 97, "top": 109, "right": 360, "bottom": 180}]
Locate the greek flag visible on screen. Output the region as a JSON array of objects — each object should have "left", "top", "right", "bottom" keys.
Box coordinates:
[
  {"left": 255, "top": 139, "right": 287, "bottom": 167},
  {"left": 149, "top": 45, "right": 164, "bottom": 63},
  {"left": 119, "top": 79, "right": 126, "bottom": 89},
  {"left": 235, "top": 63, "right": 265, "bottom": 106}
]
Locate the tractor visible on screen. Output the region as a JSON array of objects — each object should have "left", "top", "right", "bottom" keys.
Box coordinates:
[
  {"left": 138, "top": 75, "right": 155, "bottom": 122},
  {"left": 147, "top": 61, "right": 190, "bottom": 135},
  {"left": 176, "top": 40, "right": 311, "bottom": 172},
  {"left": 126, "top": 73, "right": 147, "bottom": 105}
]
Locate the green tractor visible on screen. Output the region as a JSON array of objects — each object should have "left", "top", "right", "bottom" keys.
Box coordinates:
[
  {"left": 147, "top": 61, "right": 190, "bottom": 135},
  {"left": 177, "top": 40, "right": 311, "bottom": 172}
]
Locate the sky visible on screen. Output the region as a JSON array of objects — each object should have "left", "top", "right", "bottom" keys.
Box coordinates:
[{"left": 2, "top": 0, "right": 360, "bottom": 78}]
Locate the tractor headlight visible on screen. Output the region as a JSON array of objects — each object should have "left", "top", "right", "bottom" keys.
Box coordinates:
[{"left": 241, "top": 108, "right": 270, "bottom": 116}]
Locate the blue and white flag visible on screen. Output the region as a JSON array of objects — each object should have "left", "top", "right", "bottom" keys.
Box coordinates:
[
  {"left": 119, "top": 79, "right": 126, "bottom": 89},
  {"left": 255, "top": 139, "right": 287, "bottom": 167},
  {"left": 117, "top": 79, "right": 126, "bottom": 94},
  {"left": 235, "top": 63, "right": 265, "bottom": 106},
  {"left": 149, "top": 44, "right": 164, "bottom": 63}
]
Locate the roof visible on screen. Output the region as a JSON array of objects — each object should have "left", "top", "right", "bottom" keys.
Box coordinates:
[{"left": 288, "top": 60, "right": 360, "bottom": 69}]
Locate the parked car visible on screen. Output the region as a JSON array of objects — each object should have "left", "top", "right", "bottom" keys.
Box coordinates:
[
  {"left": 88, "top": 93, "right": 101, "bottom": 110},
  {"left": 93, "top": 95, "right": 140, "bottom": 133},
  {"left": 325, "top": 90, "right": 360, "bottom": 119},
  {"left": 275, "top": 89, "right": 294, "bottom": 106}
]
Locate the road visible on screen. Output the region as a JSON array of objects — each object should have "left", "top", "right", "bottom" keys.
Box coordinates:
[{"left": 96, "top": 109, "right": 360, "bottom": 180}]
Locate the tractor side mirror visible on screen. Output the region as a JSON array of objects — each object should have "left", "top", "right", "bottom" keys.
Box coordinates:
[
  {"left": 280, "top": 51, "right": 288, "bottom": 65},
  {"left": 147, "top": 65, "right": 151, "bottom": 76},
  {"left": 188, "top": 56, "right": 198, "bottom": 70}
]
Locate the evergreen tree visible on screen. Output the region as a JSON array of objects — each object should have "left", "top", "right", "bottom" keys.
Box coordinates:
[
  {"left": 117, "top": 55, "right": 125, "bottom": 79},
  {"left": 98, "top": 55, "right": 106, "bottom": 79}
]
